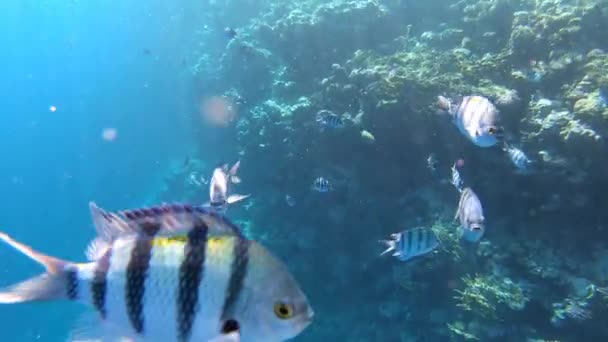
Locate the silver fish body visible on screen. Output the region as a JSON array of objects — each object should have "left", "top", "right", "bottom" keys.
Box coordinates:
[
  {"left": 455, "top": 187, "right": 485, "bottom": 242},
  {"left": 379, "top": 227, "right": 439, "bottom": 262},
  {"left": 208, "top": 161, "right": 249, "bottom": 213},
  {"left": 427, "top": 153, "right": 438, "bottom": 173},
  {"left": 0, "top": 203, "right": 312, "bottom": 342},
  {"left": 439, "top": 95, "right": 502, "bottom": 147}
]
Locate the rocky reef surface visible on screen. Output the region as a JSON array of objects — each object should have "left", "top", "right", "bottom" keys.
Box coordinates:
[{"left": 161, "top": 0, "right": 608, "bottom": 340}]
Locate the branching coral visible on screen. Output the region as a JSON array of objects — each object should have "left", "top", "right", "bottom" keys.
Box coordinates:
[{"left": 455, "top": 274, "right": 530, "bottom": 319}]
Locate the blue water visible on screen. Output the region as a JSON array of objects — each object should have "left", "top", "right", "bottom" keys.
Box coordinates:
[{"left": 0, "top": 1, "right": 202, "bottom": 340}]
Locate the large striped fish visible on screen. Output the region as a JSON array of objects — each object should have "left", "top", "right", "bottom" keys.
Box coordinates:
[
  {"left": 437, "top": 95, "right": 503, "bottom": 147},
  {"left": 0, "top": 203, "right": 312, "bottom": 342},
  {"left": 379, "top": 227, "right": 439, "bottom": 262},
  {"left": 455, "top": 187, "right": 485, "bottom": 242}
]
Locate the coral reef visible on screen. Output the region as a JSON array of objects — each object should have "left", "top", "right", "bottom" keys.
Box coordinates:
[{"left": 157, "top": 0, "right": 608, "bottom": 340}]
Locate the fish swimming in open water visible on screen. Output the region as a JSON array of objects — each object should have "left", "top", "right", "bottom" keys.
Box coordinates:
[
  {"left": 311, "top": 177, "right": 332, "bottom": 193},
  {"left": 437, "top": 95, "right": 503, "bottom": 147},
  {"left": 455, "top": 187, "right": 485, "bottom": 242},
  {"left": 207, "top": 161, "right": 250, "bottom": 213},
  {"left": 0, "top": 203, "right": 313, "bottom": 342},
  {"left": 379, "top": 227, "right": 439, "bottom": 262}
]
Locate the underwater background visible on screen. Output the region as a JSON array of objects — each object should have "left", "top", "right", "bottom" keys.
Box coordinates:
[{"left": 1, "top": 0, "right": 608, "bottom": 341}]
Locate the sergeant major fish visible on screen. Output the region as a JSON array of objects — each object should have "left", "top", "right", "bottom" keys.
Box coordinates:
[
  {"left": 503, "top": 143, "right": 532, "bottom": 172},
  {"left": 379, "top": 227, "right": 440, "bottom": 262},
  {"left": 455, "top": 187, "right": 485, "bottom": 242},
  {"left": 437, "top": 95, "right": 503, "bottom": 147},
  {"left": 207, "top": 161, "right": 250, "bottom": 213},
  {"left": 316, "top": 110, "right": 345, "bottom": 129},
  {"left": 0, "top": 203, "right": 313, "bottom": 342},
  {"left": 450, "top": 161, "right": 464, "bottom": 193}
]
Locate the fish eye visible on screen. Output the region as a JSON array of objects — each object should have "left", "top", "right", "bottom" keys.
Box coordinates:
[
  {"left": 488, "top": 127, "right": 496, "bottom": 135},
  {"left": 274, "top": 302, "right": 294, "bottom": 319}
]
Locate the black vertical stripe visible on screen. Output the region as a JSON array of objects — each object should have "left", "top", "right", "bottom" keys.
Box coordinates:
[
  {"left": 220, "top": 237, "right": 251, "bottom": 322},
  {"left": 177, "top": 221, "right": 209, "bottom": 342},
  {"left": 91, "top": 249, "right": 112, "bottom": 319},
  {"left": 126, "top": 224, "right": 158, "bottom": 334},
  {"left": 406, "top": 230, "right": 413, "bottom": 255},
  {"left": 417, "top": 229, "right": 424, "bottom": 252},
  {"left": 65, "top": 268, "right": 78, "bottom": 300}
]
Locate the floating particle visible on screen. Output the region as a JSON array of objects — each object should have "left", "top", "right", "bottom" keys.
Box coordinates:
[
  {"left": 200, "top": 95, "right": 237, "bottom": 127},
  {"left": 101, "top": 128, "right": 118, "bottom": 141},
  {"left": 49, "top": 105, "right": 57, "bottom": 113}
]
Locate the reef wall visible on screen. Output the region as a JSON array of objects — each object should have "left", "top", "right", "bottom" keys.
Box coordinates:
[{"left": 163, "top": 0, "right": 608, "bottom": 340}]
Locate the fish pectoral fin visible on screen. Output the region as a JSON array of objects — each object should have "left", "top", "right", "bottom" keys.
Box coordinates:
[
  {"left": 69, "top": 312, "right": 138, "bottom": 342},
  {"left": 85, "top": 238, "right": 111, "bottom": 261},
  {"left": 208, "top": 332, "right": 241, "bottom": 342}
]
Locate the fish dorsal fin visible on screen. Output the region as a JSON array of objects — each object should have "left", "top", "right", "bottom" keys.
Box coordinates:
[
  {"left": 118, "top": 203, "right": 244, "bottom": 238},
  {"left": 89, "top": 202, "right": 131, "bottom": 242},
  {"left": 89, "top": 203, "right": 245, "bottom": 246}
]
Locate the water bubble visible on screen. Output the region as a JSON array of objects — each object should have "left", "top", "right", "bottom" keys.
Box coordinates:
[{"left": 102, "top": 128, "right": 118, "bottom": 141}]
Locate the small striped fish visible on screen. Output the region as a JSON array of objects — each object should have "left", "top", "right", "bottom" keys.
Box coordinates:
[
  {"left": 311, "top": 177, "right": 332, "bottom": 193},
  {"left": 503, "top": 144, "right": 532, "bottom": 172},
  {"left": 455, "top": 187, "right": 485, "bottom": 242},
  {"left": 0, "top": 203, "right": 312, "bottom": 342},
  {"left": 206, "top": 161, "right": 250, "bottom": 213},
  {"left": 379, "top": 227, "right": 439, "bottom": 262},
  {"left": 450, "top": 163, "right": 464, "bottom": 193},
  {"left": 316, "top": 110, "right": 345, "bottom": 129},
  {"left": 437, "top": 95, "right": 503, "bottom": 147}
]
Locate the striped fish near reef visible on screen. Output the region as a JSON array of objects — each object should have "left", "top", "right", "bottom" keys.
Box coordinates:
[
  {"left": 455, "top": 187, "right": 485, "bottom": 242},
  {"left": 206, "top": 161, "right": 250, "bottom": 213},
  {"left": 450, "top": 162, "right": 464, "bottom": 193},
  {"left": 437, "top": 95, "right": 503, "bottom": 147},
  {"left": 0, "top": 203, "right": 313, "bottom": 342},
  {"left": 316, "top": 110, "right": 345, "bottom": 129},
  {"left": 503, "top": 143, "right": 532, "bottom": 173},
  {"left": 379, "top": 227, "right": 439, "bottom": 262}
]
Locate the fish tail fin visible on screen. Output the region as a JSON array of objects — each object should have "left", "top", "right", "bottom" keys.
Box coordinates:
[
  {"left": 0, "top": 231, "right": 72, "bottom": 303},
  {"left": 378, "top": 239, "right": 396, "bottom": 257},
  {"left": 229, "top": 161, "right": 241, "bottom": 176},
  {"left": 436, "top": 96, "right": 452, "bottom": 114},
  {"left": 226, "top": 194, "right": 251, "bottom": 205}
]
